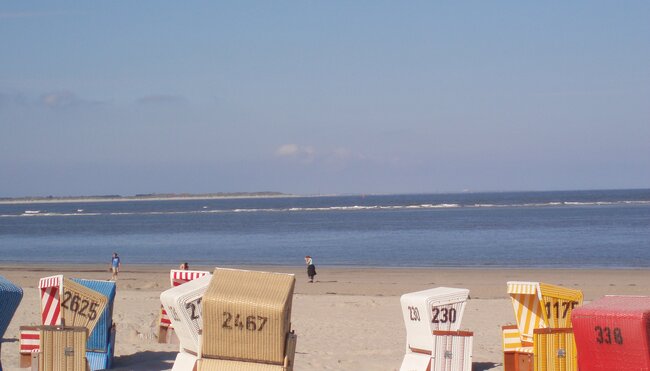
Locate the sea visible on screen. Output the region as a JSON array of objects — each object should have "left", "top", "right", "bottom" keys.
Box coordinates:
[{"left": 0, "top": 189, "right": 649, "bottom": 268}]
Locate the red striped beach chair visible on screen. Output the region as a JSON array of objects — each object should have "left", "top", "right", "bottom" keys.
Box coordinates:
[
  {"left": 158, "top": 269, "right": 209, "bottom": 343},
  {"left": 18, "top": 275, "right": 64, "bottom": 368}
]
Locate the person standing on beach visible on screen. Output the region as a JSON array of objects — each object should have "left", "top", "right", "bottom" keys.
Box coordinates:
[
  {"left": 305, "top": 255, "right": 317, "bottom": 283},
  {"left": 110, "top": 252, "right": 121, "bottom": 281}
]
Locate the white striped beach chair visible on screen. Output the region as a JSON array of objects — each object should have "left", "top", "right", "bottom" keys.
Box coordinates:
[
  {"left": 160, "top": 274, "right": 213, "bottom": 370},
  {"left": 399, "top": 287, "right": 470, "bottom": 371},
  {"left": 503, "top": 281, "right": 583, "bottom": 371},
  {"left": 158, "top": 269, "right": 210, "bottom": 343}
]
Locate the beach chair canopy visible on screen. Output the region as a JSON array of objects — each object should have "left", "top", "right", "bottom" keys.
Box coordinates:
[
  {"left": 507, "top": 281, "right": 583, "bottom": 344},
  {"left": 170, "top": 269, "right": 210, "bottom": 287},
  {"left": 71, "top": 279, "right": 116, "bottom": 352},
  {"left": 0, "top": 275, "right": 23, "bottom": 338},
  {"left": 39, "top": 275, "right": 64, "bottom": 326},
  {"left": 201, "top": 268, "right": 295, "bottom": 365},
  {"left": 160, "top": 273, "right": 212, "bottom": 353},
  {"left": 400, "top": 287, "right": 470, "bottom": 353}
]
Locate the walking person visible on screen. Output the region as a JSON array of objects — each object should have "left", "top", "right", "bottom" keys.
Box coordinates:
[
  {"left": 305, "top": 255, "right": 317, "bottom": 283},
  {"left": 110, "top": 252, "right": 121, "bottom": 281}
]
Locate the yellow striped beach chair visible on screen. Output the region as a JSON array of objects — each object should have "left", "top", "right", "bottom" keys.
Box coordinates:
[{"left": 504, "top": 281, "right": 582, "bottom": 371}]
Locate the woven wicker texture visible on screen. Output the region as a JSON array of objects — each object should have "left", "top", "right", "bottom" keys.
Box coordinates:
[
  {"left": 38, "top": 326, "right": 88, "bottom": 371},
  {"left": 572, "top": 295, "right": 650, "bottom": 370},
  {"left": 61, "top": 279, "right": 108, "bottom": 334},
  {"left": 533, "top": 328, "right": 577, "bottom": 371},
  {"left": 0, "top": 275, "right": 23, "bottom": 338},
  {"left": 202, "top": 268, "right": 295, "bottom": 364},
  {"left": 198, "top": 359, "right": 287, "bottom": 371}
]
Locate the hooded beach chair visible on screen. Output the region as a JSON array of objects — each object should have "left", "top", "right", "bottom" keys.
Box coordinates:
[
  {"left": 1, "top": 275, "right": 24, "bottom": 371},
  {"left": 159, "top": 269, "right": 210, "bottom": 344},
  {"left": 571, "top": 295, "right": 650, "bottom": 371},
  {"left": 399, "top": 287, "right": 471, "bottom": 371},
  {"left": 503, "top": 281, "right": 583, "bottom": 371},
  {"left": 72, "top": 279, "right": 116, "bottom": 371},
  {"left": 22, "top": 275, "right": 109, "bottom": 369},
  {"left": 198, "top": 268, "right": 297, "bottom": 371},
  {"left": 160, "top": 273, "right": 213, "bottom": 371}
]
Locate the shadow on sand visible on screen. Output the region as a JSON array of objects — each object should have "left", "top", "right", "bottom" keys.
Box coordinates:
[
  {"left": 474, "top": 361, "right": 500, "bottom": 371},
  {"left": 112, "top": 350, "right": 177, "bottom": 370}
]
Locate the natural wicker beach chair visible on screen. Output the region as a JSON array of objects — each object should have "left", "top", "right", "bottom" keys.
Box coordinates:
[{"left": 198, "top": 268, "right": 297, "bottom": 371}]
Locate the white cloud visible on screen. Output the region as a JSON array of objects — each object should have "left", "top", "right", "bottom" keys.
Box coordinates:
[{"left": 275, "top": 144, "right": 316, "bottom": 162}]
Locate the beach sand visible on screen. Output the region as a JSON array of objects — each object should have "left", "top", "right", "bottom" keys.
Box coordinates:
[{"left": 1, "top": 264, "right": 648, "bottom": 370}]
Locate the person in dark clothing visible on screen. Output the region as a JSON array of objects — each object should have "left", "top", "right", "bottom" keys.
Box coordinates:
[{"left": 305, "top": 255, "right": 317, "bottom": 283}]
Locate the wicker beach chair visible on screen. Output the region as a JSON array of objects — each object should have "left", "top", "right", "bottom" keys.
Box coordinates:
[
  {"left": 38, "top": 325, "right": 88, "bottom": 371},
  {"left": 503, "top": 281, "right": 583, "bottom": 371},
  {"left": 160, "top": 273, "right": 213, "bottom": 370},
  {"left": 22, "top": 275, "right": 110, "bottom": 369},
  {"left": 159, "top": 269, "right": 210, "bottom": 344},
  {"left": 572, "top": 295, "right": 650, "bottom": 371},
  {"left": 72, "top": 279, "right": 117, "bottom": 371},
  {"left": 198, "top": 268, "right": 297, "bottom": 371},
  {"left": 399, "top": 287, "right": 470, "bottom": 371},
  {"left": 1, "top": 275, "right": 24, "bottom": 371}
]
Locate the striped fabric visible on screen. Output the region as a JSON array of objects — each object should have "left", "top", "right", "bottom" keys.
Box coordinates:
[
  {"left": 19, "top": 327, "right": 40, "bottom": 353},
  {"left": 502, "top": 326, "right": 523, "bottom": 351},
  {"left": 513, "top": 346, "right": 534, "bottom": 354},
  {"left": 39, "top": 275, "right": 63, "bottom": 326},
  {"left": 507, "top": 281, "right": 583, "bottom": 345},
  {"left": 170, "top": 269, "right": 210, "bottom": 287},
  {"left": 160, "top": 270, "right": 210, "bottom": 330}
]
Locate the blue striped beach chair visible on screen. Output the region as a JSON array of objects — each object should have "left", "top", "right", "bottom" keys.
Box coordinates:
[
  {"left": 72, "top": 279, "right": 117, "bottom": 371},
  {"left": 0, "top": 275, "right": 24, "bottom": 371}
]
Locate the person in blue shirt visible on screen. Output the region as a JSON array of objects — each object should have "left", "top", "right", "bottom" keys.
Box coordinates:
[{"left": 110, "top": 252, "right": 121, "bottom": 281}]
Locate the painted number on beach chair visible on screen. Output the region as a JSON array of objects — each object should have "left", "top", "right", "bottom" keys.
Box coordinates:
[
  {"left": 407, "top": 306, "right": 421, "bottom": 321},
  {"left": 222, "top": 312, "right": 268, "bottom": 331},
  {"left": 595, "top": 326, "right": 623, "bottom": 345},
  {"left": 61, "top": 291, "right": 99, "bottom": 320},
  {"left": 544, "top": 301, "right": 578, "bottom": 321},
  {"left": 185, "top": 298, "right": 202, "bottom": 320},
  {"left": 432, "top": 307, "right": 456, "bottom": 324}
]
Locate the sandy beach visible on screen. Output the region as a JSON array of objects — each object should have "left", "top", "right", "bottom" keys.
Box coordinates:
[{"left": 1, "top": 265, "right": 648, "bottom": 370}]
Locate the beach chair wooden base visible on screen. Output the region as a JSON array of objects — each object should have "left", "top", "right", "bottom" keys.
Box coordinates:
[
  {"left": 20, "top": 352, "right": 40, "bottom": 368},
  {"left": 159, "top": 326, "right": 180, "bottom": 344},
  {"left": 503, "top": 350, "right": 533, "bottom": 371}
]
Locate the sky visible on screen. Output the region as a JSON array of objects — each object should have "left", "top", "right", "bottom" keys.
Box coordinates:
[{"left": 1, "top": 1, "right": 649, "bottom": 197}]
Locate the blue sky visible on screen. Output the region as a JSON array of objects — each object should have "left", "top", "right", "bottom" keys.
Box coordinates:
[{"left": 1, "top": 1, "right": 649, "bottom": 197}]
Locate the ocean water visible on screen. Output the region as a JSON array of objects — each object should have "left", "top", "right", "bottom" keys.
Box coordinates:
[{"left": 0, "top": 189, "right": 649, "bottom": 268}]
